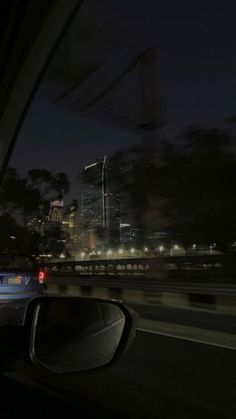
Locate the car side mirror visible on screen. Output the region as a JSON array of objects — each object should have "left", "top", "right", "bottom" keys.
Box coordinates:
[{"left": 29, "top": 297, "right": 138, "bottom": 374}]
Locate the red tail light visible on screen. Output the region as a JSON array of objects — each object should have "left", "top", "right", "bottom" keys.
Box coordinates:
[{"left": 38, "top": 270, "right": 46, "bottom": 284}]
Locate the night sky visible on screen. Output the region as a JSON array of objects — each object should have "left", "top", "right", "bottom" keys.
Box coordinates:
[{"left": 10, "top": 0, "right": 236, "bottom": 201}]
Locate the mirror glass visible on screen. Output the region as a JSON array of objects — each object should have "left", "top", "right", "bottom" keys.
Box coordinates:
[{"left": 32, "top": 299, "right": 126, "bottom": 373}]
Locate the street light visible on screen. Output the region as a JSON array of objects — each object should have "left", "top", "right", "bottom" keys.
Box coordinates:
[
  {"left": 144, "top": 247, "right": 149, "bottom": 252},
  {"left": 107, "top": 249, "right": 112, "bottom": 258},
  {"left": 159, "top": 245, "right": 164, "bottom": 253},
  {"left": 174, "top": 244, "right": 179, "bottom": 250}
]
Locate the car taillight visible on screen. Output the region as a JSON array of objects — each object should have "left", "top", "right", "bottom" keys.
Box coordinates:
[{"left": 38, "top": 270, "right": 46, "bottom": 284}]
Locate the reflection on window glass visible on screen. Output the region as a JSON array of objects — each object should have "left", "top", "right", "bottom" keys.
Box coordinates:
[{"left": 2, "top": 0, "right": 236, "bottom": 274}]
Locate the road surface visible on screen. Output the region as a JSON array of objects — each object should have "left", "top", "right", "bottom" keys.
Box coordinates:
[{"left": 7, "top": 305, "right": 236, "bottom": 418}]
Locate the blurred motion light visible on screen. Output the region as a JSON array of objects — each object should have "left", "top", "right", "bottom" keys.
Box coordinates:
[{"left": 38, "top": 270, "right": 46, "bottom": 284}]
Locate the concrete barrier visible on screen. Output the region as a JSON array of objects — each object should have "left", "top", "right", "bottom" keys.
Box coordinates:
[{"left": 43, "top": 281, "right": 236, "bottom": 315}]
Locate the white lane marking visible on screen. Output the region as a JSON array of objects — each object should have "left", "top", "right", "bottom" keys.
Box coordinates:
[
  {"left": 137, "top": 320, "right": 236, "bottom": 351},
  {"left": 137, "top": 328, "right": 235, "bottom": 350}
]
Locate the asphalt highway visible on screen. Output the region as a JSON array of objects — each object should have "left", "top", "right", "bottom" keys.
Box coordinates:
[{"left": 4, "top": 282, "right": 236, "bottom": 418}]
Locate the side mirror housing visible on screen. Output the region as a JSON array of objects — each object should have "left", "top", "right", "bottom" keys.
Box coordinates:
[{"left": 28, "top": 296, "right": 138, "bottom": 374}]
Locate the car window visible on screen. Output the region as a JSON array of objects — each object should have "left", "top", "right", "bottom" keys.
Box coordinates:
[
  {"left": 4, "top": 1, "right": 236, "bottom": 264},
  {"left": 1, "top": 1, "right": 236, "bottom": 417}
]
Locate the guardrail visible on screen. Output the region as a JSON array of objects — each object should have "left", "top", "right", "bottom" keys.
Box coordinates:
[
  {"left": 45, "top": 257, "right": 159, "bottom": 276},
  {"left": 44, "top": 254, "right": 236, "bottom": 281},
  {"left": 43, "top": 276, "right": 236, "bottom": 316},
  {"left": 42, "top": 255, "right": 236, "bottom": 316}
]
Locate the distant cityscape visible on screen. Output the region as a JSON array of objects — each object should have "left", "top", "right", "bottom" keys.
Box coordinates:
[{"left": 24, "top": 155, "right": 224, "bottom": 261}]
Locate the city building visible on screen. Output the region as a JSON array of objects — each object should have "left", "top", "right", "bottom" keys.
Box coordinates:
[
  {"left": 48, "top": 199, "right": 64, "bottom": 224},
  {"left": 120, "top": 223, "right": 132, "bottom": 243},
  {"left": 81, "top": 156, "right": 120, "bottom": 250},
  {"left": 26, "top": 215, "right": 44, "bottom": 235},
  {"left": 61, "top": 203, "right": 81, "bottom": 257}
]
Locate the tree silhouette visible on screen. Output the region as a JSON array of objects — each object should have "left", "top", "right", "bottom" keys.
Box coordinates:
[{"left": 0, "top": 168, "right": 71, "bottom": 254}]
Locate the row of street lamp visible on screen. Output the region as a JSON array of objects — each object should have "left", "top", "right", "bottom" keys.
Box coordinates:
[
  {"left": 78, "top": 243, "right": 218, "bottom": 260},
  {"left": 79, "top": 245, "right": 170, "bottom": 259}
]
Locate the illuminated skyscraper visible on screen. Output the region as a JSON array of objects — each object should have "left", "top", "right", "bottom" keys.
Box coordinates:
[
  {"left": 61, "top": 202, "right": 80, "bottom": 256},
  {"left": 81, "top": 156, "right": 120, "bottom": 250},
  {"left": 48, "top": 200, "right": 64, "bottom": 224}
]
